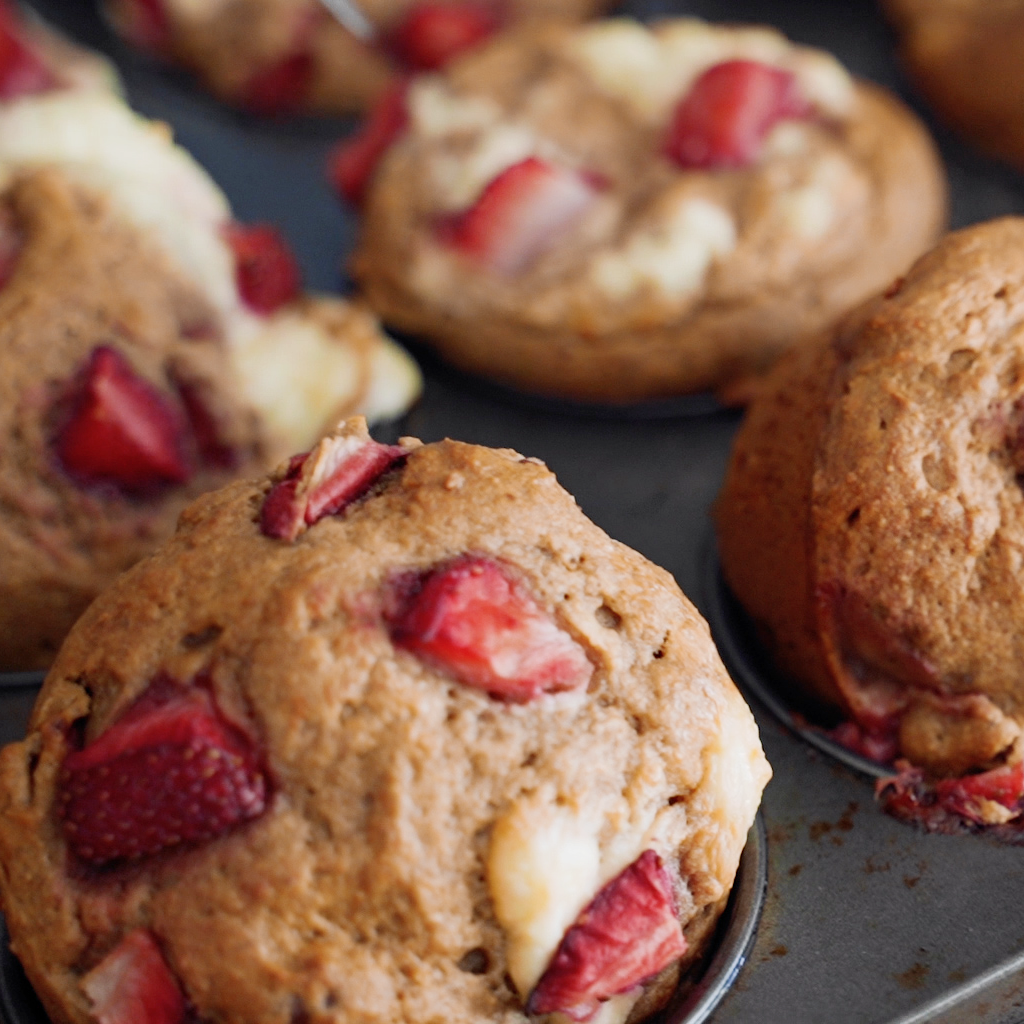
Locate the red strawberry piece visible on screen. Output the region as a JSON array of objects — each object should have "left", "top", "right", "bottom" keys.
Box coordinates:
[
  {"left": 54, "top": 346, "right": 193, "bottom": 494},
  {"left": 0, "top": 0, "right": 58, "bottom": 100},
  {"left": 114, "top": 0, "right": 170, "bottom": 52},
  {"left": 173, "top": 379, "right": 237, "bottom": 470},
  {"left": 58, "top": 680, "right": 267, "bottom": 866},
  {"left": 437, "top": 157, "right": 600, "bottom": 275},
  {"left": 936, "top": 763, "right": 1024, "bottom": 824},
  {"left": 328, "top": 79, "right": 409, "bottom": 207},
  {"left": 527, "top": 850, "right": 686, "bottom": 1021},
  {"left": 82, "top": 930, "right": 186, "bottom": 1024},
  {"left": 222, "top": 222, "right": 301, "bottom": 315},
  {"left": 261, "top": 437, "right": 405, "bottom": 540},
  {"left": 829, "top": 720, "right": 898, "bottom": 765},
  {"left": 239, "top": 48, "right": 314, "bottom": 116},
  {"left": 387, "top": 2, "right": 500, "bottom": 71},
  {"left": 385, "top": 554, "right": 592, "bottom": 701},
  {"left": 664, "top": 59, "right": 811, "bottom": 170}
]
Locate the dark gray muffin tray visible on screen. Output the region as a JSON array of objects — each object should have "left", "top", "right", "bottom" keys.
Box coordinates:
[{"left": 6, "top": 0, "right": 1024, "bottom": 1019}]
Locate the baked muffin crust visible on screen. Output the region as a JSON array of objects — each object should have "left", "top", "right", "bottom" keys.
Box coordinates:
[{"left": 0, "top": 420, "right": 770, "bottom": 1024}]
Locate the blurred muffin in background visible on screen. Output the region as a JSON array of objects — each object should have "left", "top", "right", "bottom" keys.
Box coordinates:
[
  {"left": 103, "top": 0, "right": 612, "bottom": 116},
  {"left": 0, "top": 5, "right": 421, "bottom": 668},
  {"left": 344, "top": 18, "right": 947, "bottom": 405}
]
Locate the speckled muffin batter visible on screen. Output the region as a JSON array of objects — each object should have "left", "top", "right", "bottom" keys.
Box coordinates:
[
  {"left": 0, "top": 418, "right": 770, "bottom": 1024},
  {"left": 102, "top": 0, "right": 610, "bottom": 116},
  {"left": 884, "top": 0, "right": 1024, "bottom": 170},
  {"left": 717, "top": 218, "right": 1024, "bottom": 832},
  {"left": 351, "top": 17, "right": 947, "bottom": 404}
]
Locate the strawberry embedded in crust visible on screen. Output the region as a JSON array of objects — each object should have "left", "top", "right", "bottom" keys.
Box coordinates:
[
  {"left": 328, "top": 80, "right": 409, "bottom": 207},
  {"left": 58, "top": 680, "right": 267, "bottom": 866},
  {"left": 0, "top": 0, "right": 58, "bottom": 100},
  {"left": 238, "top": 48, "right": 314, "bottom": 116},
  {"left": 260, "top": 436, "right": 406, "bottom": 541},
  {"left": 437, "top": 157, "right": 601, "bottom": 275},
  {"left": 222, "top": 222, "right": 301, "bottom": 315},
  {"left": 385, "top": 554, "right": 593, "bottom": 702},
  {"left": 664, "top": 59, "right": 811, "bottom": 170},
  {"left": 387, "top": 2, "right": 500, "bottom": 72},
  {"left": 881, "top": 760, "right": 1024, "bottom": 832},
  {"left": 527, "top": 850, "right": 687, "bottom": 1021},
  {"left": 82, "top": 930, "right": 185, "bottom": 1024},
  {"left": 111, "top": 0, "right": 171, "bottom": 52},
  {"left": 54, "top": 346, "right": 193, "bottom": 495}
]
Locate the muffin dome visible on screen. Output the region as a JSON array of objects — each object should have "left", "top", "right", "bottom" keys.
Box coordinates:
[{"left": 0, "top": 418, "right": 769, "bottom": 1024}]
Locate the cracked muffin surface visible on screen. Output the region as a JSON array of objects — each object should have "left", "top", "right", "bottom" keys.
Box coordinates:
[
  {"left": 717, "top": 218, "right": 1024, "bottom": 833},
  {"left": 352, "top": 17, "right": 946, "bottom": 404},
  {"left": 0, "top": 418, "right": 769, "bottom": 1024}
]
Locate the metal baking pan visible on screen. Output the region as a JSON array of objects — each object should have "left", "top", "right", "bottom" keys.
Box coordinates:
[{"left": 5, "top": 0, "right": 1024, "bottom": 1020}]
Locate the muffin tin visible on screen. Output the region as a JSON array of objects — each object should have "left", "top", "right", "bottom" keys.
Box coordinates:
[{"left": 6, "top": 0, "right": 1024, "bottom": 1020}]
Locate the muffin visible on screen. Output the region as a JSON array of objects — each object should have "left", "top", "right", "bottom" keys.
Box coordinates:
[
  {"left": 0, "top": 38, "right": 421, "bottom": 670},
  {"left": 345, "top": 17, "right": 947, "bottom": 404},
  {"left": 716, "top": 217, "right": 1024, "bottom": 834},
  {"left": 102, "top": 0, "right": 610, "bottom": 116},
  {"left": 884, "top": 0, "right": 1024, "bottom": 170},
  {"left": 0, "top": 416, "right": 771, "bottom": 1024}
]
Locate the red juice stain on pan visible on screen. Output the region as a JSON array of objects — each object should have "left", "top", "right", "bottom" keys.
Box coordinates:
[{"left": 0, "top": 819, "right": 767, "bottom": 1024}]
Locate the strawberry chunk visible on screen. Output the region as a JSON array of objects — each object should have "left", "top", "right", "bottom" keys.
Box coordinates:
[
  {"left": 59, "top": 680, "right": 267, "bottom": 865},
  {"left": 437, "top": 157, "right": 600, "bottom": 275},
  {"left": 261, "top": 435, "right": 406, "bottom": 541},
  {"left": 222, "top": 222, "right": 301, "bottom": 315},
  {"left": 54, "top": 346, "right": 192, "bottom": 494},
  {"left": 936, "top": 763, "right": 1024, "bottom": 824},
  {"left": 0, "top": 0, "right": 58, "bottom": 100},
  {"left": 173, "top": 379, "right": 237, "bottom": 470},
  {"left": 387, "top": 2, "right": 499, "bottom": 71},
  {"left": 664, "top": 59, "right": 810, "bottom": 170},
  {"left": 328, "top": 80, "right": 409, "bottom": 207},
  {"left": 239, "top": 49, "right": 314, "bottom": 115},
  {"left": 527, "top": 850, "right": 686, "bottom": 1021},
  {"left": 110, "top": 0, "right": 171, "bottom": 51},
  {"left": 82, "top": 930, "right": 185, "bottom": 1024},
  {"left": 828, "top": 720, "right": 898, "bottom": 765},
  {"left": 385, "top": 554, "right": 592, "bottom": 701}
]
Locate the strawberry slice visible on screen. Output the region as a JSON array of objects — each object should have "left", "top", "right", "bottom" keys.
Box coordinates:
[
  {"left": 110, "top": 0, "right": 171, "bottom": 51},
  {"left": 0, "top": 0, "right": 58, "bottom": 100},
  {"left": 261, "top": 435, "right": 406, "bottom": 540},
  {"left": 222, "top": 222, "right": 301, "bottom": 315},
  {"left": 385, "top": 554, "right": 592, "bottom": 702},
  {"left": 54, "top": 346, "right": 193, "bottom": 494},
  {"left": 527, "top": 850, "right": 686, "bottom": 1021},
  {"left": 664, "top": 59, "right": 810, "bottom": 170},
  {"left": 328, "top": 80, "right": 409, "bottom": 207},
  {"left": 82, "top": 930, "right": 186, "bottom": 1024},
  {"left": 437, "top": 157, "right": 600, "bottom": 275},
  {"left": 173, "top": 379, "right": 237, "bottom": 470},
  {"left": 58, "top": 679, "right": 267, "bottom": 866},
  {"left": 387, "top": 2, "right": 500, "bottom": 71},
  {"left": 935, "top": 763, "right": 1024, "bottom": 825},
  {"left": 239, "top": 49, "right": 314, "bottom": 115}
]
